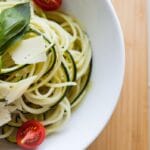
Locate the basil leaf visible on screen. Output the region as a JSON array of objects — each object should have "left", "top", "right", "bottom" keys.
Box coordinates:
[
  {"left": 0, "top": 26, "right": 29, "bottom": 55},
  {"left": 0, "top": 3, "right": 30, "bottom": 53}
]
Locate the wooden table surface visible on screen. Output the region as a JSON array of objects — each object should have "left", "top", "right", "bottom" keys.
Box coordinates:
[{"left": 88, "top": 0, "right": 148, "bottom": 150}]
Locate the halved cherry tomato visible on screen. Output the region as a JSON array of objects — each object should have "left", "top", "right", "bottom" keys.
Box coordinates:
[
  {"left": 33, "top": 0, "right": 62, "bottom": 11},
  {"left": 16, "top": 120, "right": 46, "bottom": 149}
]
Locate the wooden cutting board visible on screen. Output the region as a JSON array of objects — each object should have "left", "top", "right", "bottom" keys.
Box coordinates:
[{"left": 88, "top": 0, "right": 148, "bottom": 150}]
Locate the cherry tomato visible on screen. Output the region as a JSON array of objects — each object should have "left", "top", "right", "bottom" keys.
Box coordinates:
[
  {"left": 33, "top": 0, "right": 62, "bottom": 11},
  {"left": 16, "top": 120, "right": 46, "bottom": 149}
]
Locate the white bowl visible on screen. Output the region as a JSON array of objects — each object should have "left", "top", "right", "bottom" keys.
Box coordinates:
[{"left": 0, "top": 0, "right": 125, "bottom": 149}]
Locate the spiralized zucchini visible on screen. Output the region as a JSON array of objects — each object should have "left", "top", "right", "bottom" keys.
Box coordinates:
[{"left": 0, "top": 0, "right": 92, "bottom": 142}]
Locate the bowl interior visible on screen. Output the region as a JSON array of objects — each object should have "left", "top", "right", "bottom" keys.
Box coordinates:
[{"left": 0, "top": 0, "right": 124, "bottom": 150}]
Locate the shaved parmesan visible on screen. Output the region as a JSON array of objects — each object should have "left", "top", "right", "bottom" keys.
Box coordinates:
[
  {"left": 0, "top": 108, "right": 11, "bottom": 126},
  {"left": 0, "top": 84, "right": 10, "bottom": 99},
  {"left": 9, "top": 36, "right": 47, "bottom": 65},
  {"left": 6, "top": 76, "right": 37, "bottom": 104},
  {"left": 0, "top": 102, "right": 17, "bottom": 126},
  {"left": 0, "top": 102, "right": 11, "bottom": 127}
]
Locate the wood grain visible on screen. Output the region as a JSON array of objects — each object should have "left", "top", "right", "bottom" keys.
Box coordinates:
[{"left": 88, "top": 0, "right": 148, "bottom": 150}]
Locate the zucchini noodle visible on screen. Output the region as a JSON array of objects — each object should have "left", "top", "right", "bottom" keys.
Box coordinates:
[{"left": 0, "top": 0, "right": 92, "bottom": 143}]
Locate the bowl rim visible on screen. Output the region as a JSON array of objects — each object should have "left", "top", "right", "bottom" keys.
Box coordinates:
[
  {"left": 87, "top": 0, "right": 125, "bottom": 148},
  {"left": 0, "top": 1, "right": 125, "bottom": 149}
]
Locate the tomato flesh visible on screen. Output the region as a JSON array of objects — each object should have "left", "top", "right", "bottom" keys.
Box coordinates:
[
  {"left": 16, "top": 120, "right": 46, "bottom": 149},
  {"left": 33, "top": 0, "right": 62, "bottom": 11}
]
